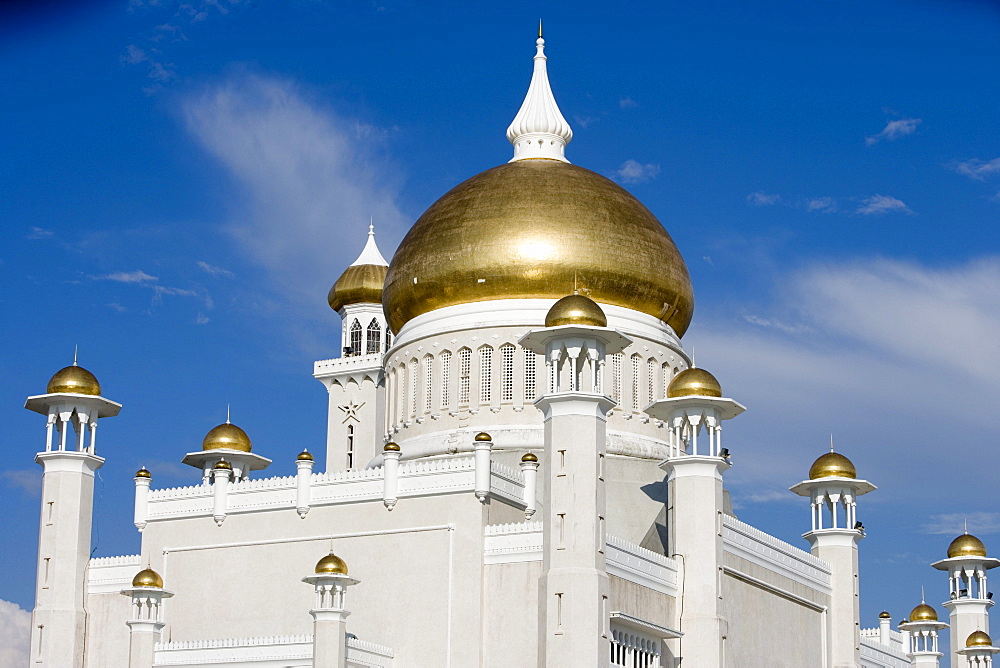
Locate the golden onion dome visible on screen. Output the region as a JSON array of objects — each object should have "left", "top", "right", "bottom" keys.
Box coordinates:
[
  {"left": 135, "top": 467, "right": 151, "bottom": 479},
  {"left": 213, "top": 460, "right": 232, "bottom": 470},
  {"left": 132, "top": 568, "right": 163, "bottom": 588},
  {"left": 667, "top": 367, "right": 722, "bottom": 398},
  {"left": 384, "top": 442, "right": 401, "bottom": 452},
  {"left": 296, "top": 450, "right": 314, "bottom": 461},
  {"left": 968, "top": 630, "right": 993, "bottom": 647},
  {"left": 202, "top": 423, "right": 252, "bottom": 452},
  {"left": 383, "top": 160, "right": 694, "bottom": 336},
  {"left": 808, "top": 452, "right": 857, "bottom": 480},
  {"left": 328, "top": 264, "right": 388, "bottom": 312},
  {"left": 948, "top": 533, "right": 988, "bottom": 559},
  {"left": 545, "top": 294, "right": 607, "bottom": 327},
  {"left": 521, "top": 452, "right": 538, "bottom": 462},
  {"left": 315, "top": 552, "right": 348, "bottom": 575},
  {"left": 878, "top": 610, "right": 891, "bottom": 619},
  {"left": 474, "top": 432, "right": 492, "bottom": 442},
  {"left": 47, "top": 364, "right": 101, "bottom": 395},
  {"left": 909, "top": 603, "right": 938, "bottom": 621}
]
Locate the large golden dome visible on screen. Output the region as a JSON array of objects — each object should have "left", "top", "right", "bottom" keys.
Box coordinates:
[
  {"left": 47, "top": 364, "right": 101, "bottom": 395},
  {"left": 202, "top": 422, "right": 252, "bottom": 452},
  {"left": 948, "top": 533, "right": 987, "bottom": 559},
  {"left": 909, "top": 603, "right": 937, "bottom": 621},
  {"left": 328, "top": 264, "right": 387, "bottom": 311},
  {"left": 383, "top": 160, "right": 694, "bottom": 336},
  {"left": 808, "top": 452, "right": 857, "bottom": 480}
]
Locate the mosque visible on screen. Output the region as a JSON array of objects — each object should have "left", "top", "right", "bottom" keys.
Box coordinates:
[{"left": 22, "top": 31, "right": 999, "bottom": 668}]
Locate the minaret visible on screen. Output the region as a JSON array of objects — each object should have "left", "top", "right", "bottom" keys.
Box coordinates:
[
  {"left": 506, "top": 22, "right": 573, "bottom": 163},
  {"left": 180, "top": 413, "right": 271, "bottom": 483},
  {"left": 519, "top": 294, "right": 631, "bottom": 666},
  {"left": 121, "top": 567, "right": 173, "bottom": 668},
  {"left": 316, "top": 223, "right": 390, "bottom": 470},
  {"left": 791, "top": 447, "right": 876, "bottom": 668},
  {"left": 957, "top": 630, "right": 1000, "bottom": 667},
  {"left": 932, "top": 533, "right": 999, "bottom": 668},
  {"left": 24, "top": 360, "right": 121, "bottom": 667},
  {"left": 644, "top": 366, "right": 746, "bottom": 666},
  {"left": 303, "top": 551, "right": 359, "bottom": 668},
  {"left": 900, "top": 597, "right": 948, "bottom": 667}
]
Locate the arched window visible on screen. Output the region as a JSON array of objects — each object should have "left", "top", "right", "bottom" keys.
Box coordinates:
[
  {"left": 647, "top": 358, "right": 656, "bottom": 408},
  {"left": 399, "top": 364, "right": 407, "bottom": 421},
  {"left": 479, "top": 346, "right": 493, "bottom": 404},
  {"left": 524, "top": 347, "right": 537, "bottom": 401},
  {"left": 458, "top": 348, "right": 472, "bottom": 404},
  {"left": 346, "top": 425, "right": 354, "bottom": 469},
  {"left": 385, "top": 330, "right": 392, "bottom": 350},
  {"left": 500, "top": 344, "right": 515, "bottom": 402},
  {"left": 662, "top": 362, "right": 670, "bottom": 398},
  {"left": 366, "top": 319, "right": 381, "bottom": 354},
  {"left": 389, "top": 367, "right": 397, "bottom": 426},
  {"left": 410, "top": 359, "right": 419, "bottom": 416},
  {"left": 440, "top": 351, "right": 452, "bottom": 407},
  {"left": 631, "top": 354, "right": 641, "bottom": 411},
  {"left": 611, "top": 353, "right": 622, "bottom": 404},
  {"left": 424, "top": 354, "right": 434, "bottom": 412},
  {"left": 349, "top": 319, "right": 362, "bottom": 356}
]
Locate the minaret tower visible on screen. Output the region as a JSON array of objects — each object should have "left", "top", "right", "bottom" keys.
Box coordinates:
[
  {"left": 303, "top": 551, "right": 360, "bottom": 668},
  {"left": 24, "top": 359, "right": 121, "bottom": 667},
  {"left": 932, "top": 532, "right": 999, "bottom": 668},
  {"left": 644, "top": 366, "right": 746, "bottom": 665},
  {"left": 957, "top": 630, "right": 1000, "bottom": 667},
  {"left": 791, "top": 447, "right": 876, "bottom": 668},
  {"left": 900, "top": 596, "right": 948, "bottom": 667},
  {"left": 316, "top": 223, "right": 390, "bottom": 470},
  {"left": 520, "top": 294, "right": 631, "bottom": 666}
]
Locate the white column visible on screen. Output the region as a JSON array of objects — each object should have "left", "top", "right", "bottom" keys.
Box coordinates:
[
  {"left": 520, "top": 454, "right": 539, "bottom": 519},
  {"left": 296, "top": 455, "right": 314, "bottom": 519},
  {"left": 474, "top": 434, "right": 492, "bottom": 502},
  {"left": 212, "top": 465, "right": 231, "bottom": 526},
  {"left": 133, "top": 471, "right": 150, "bottom": 532},
  {"left": 382, "top": 444, "right": 400, "bottom": 510},
  {"left": 806, "top": 528, "right": 862, "bottom": 668}
]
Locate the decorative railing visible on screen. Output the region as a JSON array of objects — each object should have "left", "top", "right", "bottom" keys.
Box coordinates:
[
  {"left": 87, "top": 553, "right": 141, "bottom": 594},
  {"left": 610, "top": 626, "right": 662, "bottom": 668},
  {"left": 89, "top": 554, "right": 140, "bottom": 568},
  {"left": 154, "top": 634, "right": 393, "bottom": 667},
  {"left": 722, "top": 514, "right": 831, "bottom": 592},
  {"left": 859, "top": 633, "right": 910, "bottom": 667}
]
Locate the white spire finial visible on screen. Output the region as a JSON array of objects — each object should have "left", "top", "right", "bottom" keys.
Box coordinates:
[
  {"left": 226, "top": 404, "right": 231, "bottom": 424},
  {"left": 921, "top": 585, "right": 926, "bottom": 603},
  {"left": 830, "top": 434, "right": 835, "bottom": 453},
  {"left": 350, "top": 220, "right": 389, "bottom": 267},
  {"left": 73, "top": 345, "right": 78, "bottom": 366},
  {"left": 506, "top": 26, "right": 573, "bottom": 163}
]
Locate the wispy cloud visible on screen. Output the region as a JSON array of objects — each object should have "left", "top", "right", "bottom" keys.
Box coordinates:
[
  {"left": 182, "top": 73, "right": 406, "bottom": 323},
  {"left": 27, "top": 226, "right": 54, "bottom": 239},
  {"left": 746, "top": 191, "right": 781, "bottom": 206},
  {"left": 97, "top": 270, "right": 158, "bottom": 283},
  {"left": 742, "top": 314, "right": 813, "bottom": 335},
  {"left": 619, "top": 96, "right": 638, "bottom": 110},
  {"left": 197, "top": 260, "right": 235, "bottom": 278},
  {"left": 573, "top": 114, "right": 602, "bottom": 129},
  {"left": 0, "top": 599, "right": 30, "bottom": 667},
  {"left": 195, "top": 313, "right": 210, "bottom": 325},
  {"left": 120, "top": 44, "right": 176, "bottom": 93},
  {"left": 856, "top": 194, "right": 912, "bottom": 215},
  {"left": 951, "top": 157, "right": 1000, "bottom": 181},
  {"left": 805, "top": 197, "right": 837, "bottom": 213},
  {"left": 0, "top": 470, "right": 40, "bottom": 495},
  {"left": 616, "top": 159, "right": 660, "bottom": 185},
  {"left": 922, "top": 513, "right": 1000, "bottom": 535},
  {"left": 107, "top": 303, "right": 127, "bottom": 312},
  {"left": 865, "top": 117, "right": 921, "bottom": 145},
  {"left": 93, "top": 270, "right": 210, "bottom": 309}
]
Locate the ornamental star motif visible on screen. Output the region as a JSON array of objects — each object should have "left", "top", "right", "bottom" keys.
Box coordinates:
[{"left": 339, "top": 399, "right": 365, "bottom": 423}]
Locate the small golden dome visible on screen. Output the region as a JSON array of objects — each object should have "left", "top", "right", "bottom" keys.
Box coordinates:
[
  {"left": 328, "top": 264, "right": 388, "bottom": 312},
  {"left": 213, "top": 460, "right": 232, "bottom": 470},
  {"left": 296, "top": 450, "right": 314, "bottom": 461},
  {"left": 909, "top": 603, "right": 938, "bottom": 621},
  {"left": 135, "top": 467, "right": 151, "bottom": 479},
  {"left": 383, "top": 160, "right": 694, "bottom": 336},
  {"left": 667, "top": 367, "right": 722, "bottom": 398},
  {"left": 474, "top": 432, "right": 492, "bottom": 442},
  {"left": 879, "top": 610, "right": 891, "bottom": 619},
  {"left": 967, "top": 630, "right": 993, "bottom": 647},
  {"left": 384, "top": 442, "right": 400, "bottom": 452},
  {"left": 47, "top": 364, "right": 101, "bottom": 395},
  {"left": 202, "top": 423, "right": 252, "bottom": 452},
  {"left": 544, "top": 294, "right": 607, "bottom": 328},
  {"left": 948, "top": 533, "right": 988, "bottom": 559},
  {"left": 132, "top": 568, "right": 163, "bottom": 588},
  {"left": 315, "top": 552, "right": 348, "bottom": 575},
  {"left": 521, "top": 452, "right": 538, "bottom": 462},
  {"left": 808, "top": 452, "right": 857, "bottom": 480}
]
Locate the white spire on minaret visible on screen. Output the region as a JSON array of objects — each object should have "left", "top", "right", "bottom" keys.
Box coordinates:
[
  {"left": 506, "top": 23, "right": 573, "bottom": 163},
  {"left": 350, "top": 219, "right": 389, "bottom": 267}
]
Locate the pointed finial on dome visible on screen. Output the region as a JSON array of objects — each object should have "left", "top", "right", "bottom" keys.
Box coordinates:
[
  {"left": 73, "top": 345, "right": 78, "bottom": 366},
  {"left": 830, "top": 434, "right": 835, "bottom": 453},
  {"left": 226, "top": 403, "right": 231, "bottom": 424},
  {"left": 921, "top": 585, "right": 926, "bottom": 604},
  {"left": 350, "top": 220, "right": 389, "bottom": 267},
  {"left": 506, "top": 26, "right": 573, "bottom": 163}
]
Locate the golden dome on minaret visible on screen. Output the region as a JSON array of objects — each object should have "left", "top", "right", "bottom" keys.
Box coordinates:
[
  {"left": 545, "top": 294, "right": 607, "bottom": 328},
  {"left": 967, "top": 630, "right": 993, "bottom": 647},
  {"left": 47, "top": 363, "right": 101, "bottom": 396},
  {"left": 328, "top": 224, "right": 389, "bottom": 312},
  {"left": 132, "top": 568, "right": 163, "bottom": 588},
  {"left": 315, "top": 552, "right": 348, "bottom": 575},
  {"left": 948, "top": 533, "right": 987, "bottom": 559},
  {"left": 383, "top": 160, "right": 693, "bottom": 336},
  {"left": 202, "top": 418, "right": 252, "bottom": 453},
  {"left": 808, "top": 452, "right": 857, "bottom": 480},
  {"left": 909, "top": 603, "right": 938, "bottom": 621},
  {"left": 667, "top": 368, "right": 722, "bottom": 398}
]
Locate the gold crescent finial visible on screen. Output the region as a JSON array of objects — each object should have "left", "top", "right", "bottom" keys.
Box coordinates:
[{"left": 538, "top": 19, "right": 543, "bottom": 38}]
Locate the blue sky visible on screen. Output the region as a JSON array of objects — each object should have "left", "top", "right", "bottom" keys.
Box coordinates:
[{"left": 1, "top": 0, "right": 998, "bottom": 657}]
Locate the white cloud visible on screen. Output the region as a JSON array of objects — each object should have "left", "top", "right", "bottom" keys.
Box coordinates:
[
  {"left": 97, "top": 270, "right": 158, "bottom": 283},
  {"left": 195, "top": 313, "right": 210, "bottom": 325},
  {"left": 856, "top": 194, "right": 912, "bottom": 215},
  {"left": 0, "top": 599, "right": 30, "bottom": 667},
  {"left": 26, "top": 226, "right": 54, "bottom": 239},
  {"left": 805, "top": 197, "right": 836, "bottom": 213},
  {"left": 619, "top": 97, "right": 638, "bottom": 110},
  {"left": 0, "top": 470, "right": 40, "bottom": 495},
  {"left": 197, "top": 260, "right": 235, "bottom": 278},
  {"left": 865, "top": 117, "right": 921, "bottom": 145},
  {"left": 742, "top": 314, "right": 813, "bottom": 335},
  {"left": 951, "top": 157, "right": 1000, "bottom": 181},
  {"left": 573, "top": 114, "right": 601, "bottom": 129},
  {"left": 107, "top": 303, "right": 127, "bottom": 312},
  {"left": 616, "top": 160, "right": 660, "bottom": 184},
  {"left": 746, "top": 191, "right": 781, "bottom": 206},
  {"left": 182, "top": 73, "right": 406, "bottom": 317},
  {"left": 922, "top": 513, "right": 1000, "bottom": 535}
]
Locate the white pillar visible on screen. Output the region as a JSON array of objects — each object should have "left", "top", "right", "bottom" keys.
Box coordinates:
[
  {"left": 382, "top": 443, "right": 400, "bottom": 510},
  {"left": 212, "top": 463, "right": 231, "bottom": 526},
  {"left": 474, "top": 433, "right": 492, "bottom": 502},
  {"left": 809, "top": 529, "right": 863, "bottom": 667},
  {"left": 879, "top": 613, "right": 892, "bottom": 644},
  {"left": 303, "top": 560, "right": 359, "bottom": 668},
  {"left": 520, "top": 453, "right": 539, "bottom": 519},
  {"left": 122, "top": 582, "right": 172, "bottom": 668},
  {"left": 133, "top": 469, "right": 150, "bottom": 532},
  {"left": 296, "top": 452, "right": 314, "bottom": 519}
]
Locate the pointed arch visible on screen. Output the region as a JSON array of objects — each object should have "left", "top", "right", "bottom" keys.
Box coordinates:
[
  {"left": 500, "top": 343, "right": 516, "bottom": 402},
  {"left": 349, "top": 319, "right": 362, "bottom": 356},
  {"left": 366, "top": 319, "right": 381, "bottom": 354},
  {"left": 458, "top": 347, "right": 472, "bottom": 405}
]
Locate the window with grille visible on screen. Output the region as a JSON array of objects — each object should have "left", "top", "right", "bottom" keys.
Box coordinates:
[
  {"left": 500, "top": 344, "right": 515, "bottom": 402},
  {"left": 424, "top": 355, "right": 433, "bottom": 412},
  {"left": 366, "top": 319, "right": 381, "bottom": 354},
  {"left": 662, "top": 363, "right": 670, "bottom": 398},
  {"left": 349, "top": 320, "right": 362, "bottom": 356},
  {"left": 440, "top": 351, "right": 452, "bottom": 407},
  {"left": 631, "top": 354, "right": 641, "bottom": 411},
  {"left": 524, "top": 348, "right": 537, "bottom": 401},
  {"left": 479, "top": 346, "right": 493, "bottom": 404},
  {"left": 611, "top": 353, "right": 622, "bottom": 403},
  {"left": 389, "top": 368, "right": 396, "bottom": 424},
  {"left": 647, "top": 358, "right": 656, "bottom": 407},
  {"left": 399, "top": 365, "right": 406, "bottom": 421},
  {"left": 385, "top": 330, "right": 392, "bottom": 349},
  {"left": 411, "top": 359, "right": 419, "bottom": 416},
  {"left": 459, "top": 348, "right": 471, "bottom": 404},
  {"left": 346, "top": 425, "right": 354, "bottom": 469}
]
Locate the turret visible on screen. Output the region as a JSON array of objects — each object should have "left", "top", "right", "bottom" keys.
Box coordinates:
[
  {"left": 121, "top": 567, "right": 173, "bottom": 668},
  {"left": 900, "top": 597, "right": 948, "bottom": 667},
  {"left": 932, "top": 533, "right": 999, "bottom": 668},
  {"left": 303, "top": 551, "right": 360, "bottom": 668},
  {"left": 180, "top": 412, "right": 271, "bottom": 483},
  {"left": 957, "top": 630, "right": 999, "bottom": 667}
]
